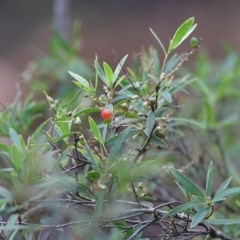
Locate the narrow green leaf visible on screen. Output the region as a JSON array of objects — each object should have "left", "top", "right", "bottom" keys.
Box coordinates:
[
  {"left": 11, "top": 144, "right": 22, "bottom": 171},
  {"left": 109, "top": 127, "right": 133, "bottom": 158},
  {"left": 190, "top": 206, "right": 211, "bottom": 228},
  {"left": 151, "top": 135, "right": 168, "bottom": 148},
  {"left": 94, "top": 61, "right": 109, "bottom": 87},
  {"left": 213, "top": 187, "right": 240, "bottom": 199},
  {"left": 162, "top": 91, "right": 172, "bottom": 103},
  {"left": 164, "top": 201, "right": 201, "bottom": 218},
  {"left": 214, "top": 177, "right": 232, "bottom": 197},
  {"left": 206, "top": 161, "right": 213, "bottom": 197},
  {"left": 175, "top": 181, "right": 188, "bottom": 199},
  {"left": 211, "top": 196, "right": 227, "bottom": 203},
  {"left": 102, "top": 123, "right": 108, "bottom": 142},
  {"left": 84, "top": 143, "right": 99, "bottom": 169},
  {"left": 9, "top": 128, "right": 21, "bottom": 150},
  {"left": 88, "top": 117, "right": 103, "bottom": 144},
  {"left": 114, "top": 54, "right": 128, "bottom": 82},
  {"left": 170, "top": 168, "right": 205, "bottom": 199},
  {"left": 207, "top": 219, "right": 240, "bottom": 225},
  {"left": 53, "top": 132, "right": 77, "bottom": 143},
  {"left": 69, "top": 71, "right": 93, "bottom": 94},
  {"left": 94, "top": 191, "right": 104, "bottom": 222},
  {"left": 170, "top": 117, "right": 205, "bottom": 129},
  {"left": 168, "top": 17, "right": 197, "bottom": 53},
  {"left": 103, "top": 62, "right": 114, "bottom": 86},
  {"left": 149, "top": 28, "right": 166, "bottom": 56},
  {"left": 144, "top": 111, "right": 156, "bottom": 137},
  {"left": 73, "top": 107, "right": 100, "bottom": 118},
  {"left": 114, "top": 75, "right": 125, "bottom": 88},
  {"left": 30, "top": 118, "right": 51, "bottom": 142},
  {"left": 0, "top": 186, "right": 12, "bottom": 200},
  {"left": 0, "top": 143, "right": 10, "bottom": 153},
  {"left": 9, "top": 229, "right": 20, "bottom": 240}
]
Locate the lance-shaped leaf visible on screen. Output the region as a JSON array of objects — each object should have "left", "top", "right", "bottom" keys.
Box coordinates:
[
  {"left": 170, "top": 168, "right": 205, "bottom": 199},
  {"left": 164, "top": 201, "right": 201, "bottom": 218},
  {"left": 69, "top": 71, "right": 94, "bottom": 95},
  {"left": 144, "top": 111, "right": 156, "bottom": 137},
  {"left": 114, "top": 54, "right": 128, "bottom": 82},
  {"left": 207, "top": 219, "right": 240, "bottom": 225},
  {"left": 168, "top": 17, "right": 197, "bottom": 54},
  {"left": 149, "top": 28, "right": 166, "bottom": 56},
  {"left": 88, "top": 116, "right": 103, "bottom": 144},
  {"left": 103, "top": 62, "right": 114, "bottom": 87},
  {"left": 206, "top": 161, "right": 213, "bottom": 197},
  {"left": 190, "top": 206, "right": 211, "bottom": 228}
]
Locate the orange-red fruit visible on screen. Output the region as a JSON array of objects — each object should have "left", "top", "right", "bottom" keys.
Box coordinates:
[{"left": 101, "top": 109, "right": 113, "bottom": 120}]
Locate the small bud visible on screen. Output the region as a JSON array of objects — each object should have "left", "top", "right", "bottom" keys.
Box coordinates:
[
  {"left": 149, "top": 97, "right": 156, "bottom": 105},
  {"left": 74, "top": 117, "right": 81, "bottom": 125},
  {"left": 120, "top": 103, "right": 129, "bottom": 111},
  {"left": 190, "top": 37, "right": 199, "bottom": 48},
  {"left": 99, "top": 94, "right": 107, "bottom": 102},
  {"left": 134, "top": 82, "right": 140, "bottom": 89}
]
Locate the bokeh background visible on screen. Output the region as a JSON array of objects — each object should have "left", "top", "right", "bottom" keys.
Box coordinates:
[{"left": 1, "top": 0, "right": 240, "bottom": 103}]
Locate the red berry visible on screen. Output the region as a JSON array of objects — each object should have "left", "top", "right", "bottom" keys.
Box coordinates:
[{"left": 101, "top": 109, "right": 113, "bottom": 120}]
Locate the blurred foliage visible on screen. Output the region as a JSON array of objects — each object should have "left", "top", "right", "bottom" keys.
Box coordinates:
[{"left": 23, "top": 22, "right": 92, "bottom": 102}]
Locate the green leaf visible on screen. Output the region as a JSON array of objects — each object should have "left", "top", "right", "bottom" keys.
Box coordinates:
[
  {"left": 151, "top": 135, "right": 168, "bottom": 148},
  {"left": 88, "top": 116, "right": 103, "bottom": 144},
  {"left": 162, "top": 91, "right": 172, "bottom": 103},
  {"left": 206, "top": 161, "right": 213, "bottom": 197},
  {"left": 0, "top": 186, "right": 12, "bottom": 201},
  {"left": 149, "top": 28, "right": 166, "bottom": 56},
  {"left": 207, "top": 219, "right": 240, "bottom": 225},
  {"left": 213, "top": 187, "right": 240, "bottom": 199},
  {"left": 109, "top": 127, "right": 134, "bottom": 158},
  {"left": 102, "top": 123, "right": 108, "bottom": 142},
  {"left": 69, "top": 71, "right": 94, "bottom": 95},
  {"left": 0, "top": 143, "right": 10, "bottom": 153},
  {"left": 211, "top": 196, "right": 228, "bottom": 203},
  {"left": 94, "top": 191, "right": 104, "bottom": 222},
  {"left": 83, "top": 143, "right": 99, "bottom": 169},
  {"left": 114, "top": 54, "right": 128, "bottom": 83},
  {"left": 164, "top": 201, "right": 201, "bottom": 218},
  {"left": 190, "top": 206, "right": 211, "bottom": 228},
  {"left": 103, "top": 62, "right": 114, "bottom": 87},
  {"left": 30, "top": 118, "right": 51, "bottom": 142},
  {"left": 213, "top": 177, "right": 232, "bottom": 199},
  {"left": 53, "top": 132, "right": 76, "bottom": 143},
  {"left": 73, "top": 107, "right": 100, "bottom": 118},
  {"left": 11, "top": 144, "right": 22, "bottom": 171},
  {"left": 144, "top": 111, "right": 156, "bottom": 137},
  {"left": 168, "top": 17, "right": 197, "bottom": 54},
  {"left": 9, "top": 128, "right": 21, "bottom": 150},
  {"left": 170, "top": 117, "right": 205, "bottom": 129},
  {"left": 94, "top": 61, "right": 109, "bottom": 87},
  {"left": 170, "top": 168, "right": 205, "bottom": 199}
]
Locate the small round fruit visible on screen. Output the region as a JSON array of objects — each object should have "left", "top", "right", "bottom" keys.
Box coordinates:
[
  {"left": 101, "top": 109, "right": 113, "bottom": 120},
  {"left": 190, "top": 37, "right": 199, "bottom": 48},
  {"left": 120, "top": 103, "right": 129, "bottom": 111}
]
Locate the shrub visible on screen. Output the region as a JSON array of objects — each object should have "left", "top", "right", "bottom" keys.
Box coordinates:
[{"left": 0, "top": 17, "right": 239, "bottom": 240}]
